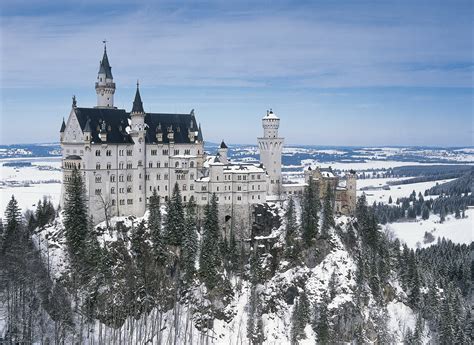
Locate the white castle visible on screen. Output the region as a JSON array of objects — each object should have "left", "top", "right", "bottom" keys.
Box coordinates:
[{"left": 60, "top": 46, "right": 356, "bottom": 232}]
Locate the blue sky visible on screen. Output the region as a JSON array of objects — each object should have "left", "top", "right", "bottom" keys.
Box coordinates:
[{"left": 1, "top": 0, "right": 472, "bottom": 146}]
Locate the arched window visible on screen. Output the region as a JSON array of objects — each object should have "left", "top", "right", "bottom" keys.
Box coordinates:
[
  {"left": 190, "top": 161, "right": 195, "bottom": 168},
  {"left": 95, "top": 150, "right": 101, "bottom": 156},
  {"left": 175, "top": 161, "right": 179, "bottom": 168}
]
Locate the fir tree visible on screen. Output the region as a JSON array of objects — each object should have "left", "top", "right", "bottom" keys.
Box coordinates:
[
  {"left": 2, "top": 196, "right": 22, "bottom": 254},
  {"left": 182, "top": 198, "right": 198, "bottom": 282},
  {"left": 163, "top": 183, "right": 185, "bottom": 247},
  {"left": 199, "top": 193, "right": 221, "bottom": 289},
  {"left": 148, "top": 188, "right": 166, "bottom": 264},
  {"left": 388, "top": 195, "right": 393, "bottom": 204},
  {"left": 301, "top": 177, "right": 320, "bottom": 246},
  {"left": 314, "top": 294, "right": 330, "bottom": 345},
  {"left": 285, "top": 197, "right": 300, "bottom": 263},
  {"left": 63, "top": 167, "right": 89, "bottom": 267},
  {"left": 321, "top": 184, "right": 335, "bottom": 237}
]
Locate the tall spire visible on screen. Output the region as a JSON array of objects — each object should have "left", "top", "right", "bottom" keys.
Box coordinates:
[
  {"left": 98, "top": 41, "right": 113, "bottom": 79},
  {"left": 131, "top": 81, "right": 144, "bottom": 114}
]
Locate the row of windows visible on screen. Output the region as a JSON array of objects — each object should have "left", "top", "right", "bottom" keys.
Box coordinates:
[
  {"left": 93, "top": 147, "right": 199, "bottom": 158},
  {"left": 220, "top": 174, "right": 262, "bottom": 181},
  {"left": 214, "top": 184, "right": 261, "bottom": 192}
]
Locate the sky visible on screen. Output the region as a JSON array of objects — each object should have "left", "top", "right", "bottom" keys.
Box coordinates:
[{"left": 0, "top": 0, "right": 472, "bottom": 146}]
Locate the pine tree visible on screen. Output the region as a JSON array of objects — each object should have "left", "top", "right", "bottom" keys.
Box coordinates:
[
  {"left": 301, "top": 177, "right": 320, "bottom": 246},
  {"left": 199, "top": 193, "right": 221, "bottom": 289},
  {"left": 388, "top": 195, "right": 393, "bottom": 204},
  {"left": 285, "top": 197, "right": 300, "bottom": 263},
  {"left": 2, "top": 196, "right": 22, "bottom": 254},
  {"left": 290, "top": 292, "right": 310, "bottom": 344},
  {"left": 321, "top": 184, "right": 335, "bottom": 237},
  {"left": 63, "top": 167, "right": 89, "bottom": 267},
  {"left": 163, "top": 183, "right": 185, "bottom": 247},
  {"left": 148, "top": 188, "right": 166, "bottom": 264},
  {"left": 422, "top": 205, "right": 430, "bottom": 220},
  {"left": 182, "top": 198, "right": 198, "bottom": 282},
  {"left": 314, "top": 294, "right": 330, "bottom": 345}
]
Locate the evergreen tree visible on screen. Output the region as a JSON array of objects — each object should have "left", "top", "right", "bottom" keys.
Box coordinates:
[
  {"left": 2, "top": 196, "right": 22, "bottom": 254},
  {"left": 290, "top": 292, "right": 310, "bottom": 344},
  {"left": 148, "top": 188, "right": 166, "bottom": 264},
  {"left": 199, "top": 193, "right": 221, "bottom": 289},
  {"left": 422, "top": 205, "right": 430, "bottom": 220},
  {"left": 314, "top": 294, "right": 330, "bottom": 345},
  {"left": 301, "top": 177, "right": 320, "bottom": 246},
  {"left": 163, "top": 183, "right": 185, "bottom": 247},
  {"left": 63, "top": 167, "right": 89, "bottom": 267},
  {"left": 321, "top": 184, "right": 335, "bottom": 237},
  {"left": 285, "top": 197, "right": 300, "bottom": 263},
  {"left": 388, "top": 195, "right": 393, "bottom": 204},
  {"left": 182, "top": 198, "right": 198, "bottom": 281}
]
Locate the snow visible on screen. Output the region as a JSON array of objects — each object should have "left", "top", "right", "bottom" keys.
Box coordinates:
[
  {"left": 386, "top": 209, "right": 474, "bottom": 249},
  {"left": 359, "top": 178, "right": 455, "bottom": 205},
  {"left": 0, "top": 158, "right": 62, "bottom": 213},
  {"left": 386, "top": 301, "right": 417, "bottom": 339}
]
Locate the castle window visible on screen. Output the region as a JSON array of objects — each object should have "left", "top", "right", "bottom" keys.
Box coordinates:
[
  {"left": 139, "top": 185, "right": 142, "bottom": 190},
  {"left": 164, "top": 174, "right": 168, "bottom": 180},
  {"left": 119, "top": 175, "right": 124, "bottom": 182},
  {"left": 157, "top": 162, "right": 161, "bottom": 168},
  {"left": 201, "top": 186, "right": 207, "bottom": 191},
  {"left": 258, "top": 195, "right": 261, "bottom": 200},
  {"left": 127, "top": 163, "right": 132, "bottom": 169},
  {"left": 119, "top": 150, "right": 124, "bottom": 156},
  {"left": 120, "top": 199, "right": 125, "bottom": 205},
  {"left": 157, "top": 186, "right": 160, "bottom": 191},
  {"left": 96, "top": 163, "right": 101, "bottom": 170},
  {"left": 138, "top": 160, "right": 142, "bottom": 167},
  {"left": 216, "top": 186, "right": 219, "bottom": 192},
  {"left": 95, "top": 189, "right": 102, "bottom": 195},
  {"left": 107, "top": 163, "right": 111, "bottom": 170},
  {"left": 258, "top": 185, "right": 261, "bottom": 190},
  {"left": 95, "top": 150, "right": 101, "bottom": 156},
  {"left": 190, "top": 161, "right": 195, "bottom": 168},
  {"left": 237, "top": 196, "right": 242, "bottom": 201},
  {"left": 252, "top": 195, "right": 255, "bottom": 200},
  {"left": 257, "top": 175, "right": 261, "bottom": 179},
  {"left": 157, "top": 174, "right": 161, "bottom": 180},
  {"left": 237, "top": 186, "right": 242, "bottom": 191},
  {"left": 111, "top": 199, "right": 116, "bottom": 206},
  {"left": 252, "top": 185, "right": 255, "bottom": 190},
  {"left": 95, "top": 176, "right": 102, "bottom": 183},
  {"left": 151, "top": 149, "right": 157, "bottom": 156},
  {"left": 146, "top": 174, "right": 150, "bottom": 181},
  {"left": 149, "top": 162, "right": 153, "bottom": 168},
  {"left": 190, "top": 184, "right": 194, "bottom": 191},
  {"left": 127, "top": 187, "right": 132, "bottom": 193},
  {"left": 127, "top": 174, "right": 132, "bottom": 182},
  {"left": 216, "top": 176, "right": 219, "bottom": 181},
  {"left": 165, "top": 162, "right": 169, "bottom": 168},
  {"left": 110, "top": 175, "right": 116, "bottom": 182},
  {"left": 190, "top": 173, "right": 194, "bottom": 180},
  {"left": 127, "top": 149, "right": 132, "bottom": 156},
  {"left": 163, "top": 149, "right": 169, "bottom": 155},
  {"left": 106, "top": 150, "right": 112, "bottom": 156},
  {"left": 182, "top": 184, "right": 187, "bottom": 191},
  {"left": 175, "top": 162, "right": 179, "bottom": 168},
  {"left": 237, "top": 175, "right": 242, "bottom": 181},
  {"left": 202, "top": 196, "right": 207, "bottom": 201},
  {"left": 183, "top": 196, "right": 187, "bottom": 202},
  {"left": 243, "top": 175, "right": 247, "bottom": 180},
  {"left": 165, "top": 185, "right": 168, "bottom": 191},
  {"left": 119, "top": 188, "right": 124, "bottom": 193},
  {"left": 111, "top": 187, "right": 115, "bottom": 194},
  {"left": 185, "top": 149, "right": 190, "bottom": 155},
  {"left": 165, "top": 196, "right": 169, "bottom": 202},
  {"left": 174, "top": 149, "right": 179, "bottom": 155},
  {"left": 127, "top": 199, "right": 133, "bottom": 205}
]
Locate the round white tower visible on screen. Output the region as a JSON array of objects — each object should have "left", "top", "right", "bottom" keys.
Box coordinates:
[
  {"left": 258, "top": 110, "right": 284, "bottom": 196},
  {"left": 95, "top": 43, "right": 115, "bottom": 108}
]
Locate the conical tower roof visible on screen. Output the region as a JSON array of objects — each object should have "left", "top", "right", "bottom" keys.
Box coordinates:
[{"left": 131, "top": 82, "right": 145, "bottom": 114}]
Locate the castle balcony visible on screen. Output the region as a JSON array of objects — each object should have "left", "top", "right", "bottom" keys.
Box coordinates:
[
  {"left": 63, "top": 155, "right": 82, "bottom": 170},
  {"left": 95, "top": 82, "right": 116, "bottom": 89}
]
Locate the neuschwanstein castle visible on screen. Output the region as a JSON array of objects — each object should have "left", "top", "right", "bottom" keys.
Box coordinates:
[{"left": 60, "top": 46, "right": 356, "bottom": 230}]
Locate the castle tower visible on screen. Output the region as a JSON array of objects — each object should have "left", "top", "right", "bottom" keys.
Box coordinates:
[
  {"left": 345, "top": 170, "right": 357, "bottom": 213},
  {"left": 95, "top": 43, "right": 115, "bottom": 108},
  {"left": 129, "top": 82, "right": 147, "bottom": 216},
  {"left": 218, "top": 140, "right": 229, "bottom": 163},
  {"left": 258, "top": 109, "right": 284, "bottom": 196}
]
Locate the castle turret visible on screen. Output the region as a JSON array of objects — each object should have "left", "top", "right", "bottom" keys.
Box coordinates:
[
  {"left": 345, "top": 170, "right": 357, "bottom": 213},
  {"left": 95, "top": 43, "right": 115, "bottom": 108},
  {"left": 218, "top": 140, "right": 229, "bottom": 163},
  {"left": 129, "top": 82, "right": 146, "bottom": 216},
  {"left": 258, "top": 109, "right": 284, "bottom": 196}
]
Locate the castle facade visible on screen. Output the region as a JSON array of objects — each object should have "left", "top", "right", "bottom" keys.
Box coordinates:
[{"left": 59, "top": 46, "right": 356, "bottom": 229}]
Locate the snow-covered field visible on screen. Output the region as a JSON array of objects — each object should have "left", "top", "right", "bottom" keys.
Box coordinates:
[
  {"left": 385, "top": 209, "right": 473, "bottom": 249},
  {"left": 0, "top": 158, "right": 62, "bottom": 213},
  {"left": 358, "top": 178, "right": 456, "bottom": 205}
]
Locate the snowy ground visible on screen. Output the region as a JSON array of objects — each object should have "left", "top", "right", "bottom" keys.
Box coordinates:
[
  {"left": 0, "top": 158, "right": 62, "bottom": 213},
  {"left": 385, "top": 209, "right": 473, "bottom": 249},
  {"left": 357, "top": 178, "right": 455, "bottom": 205}
]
